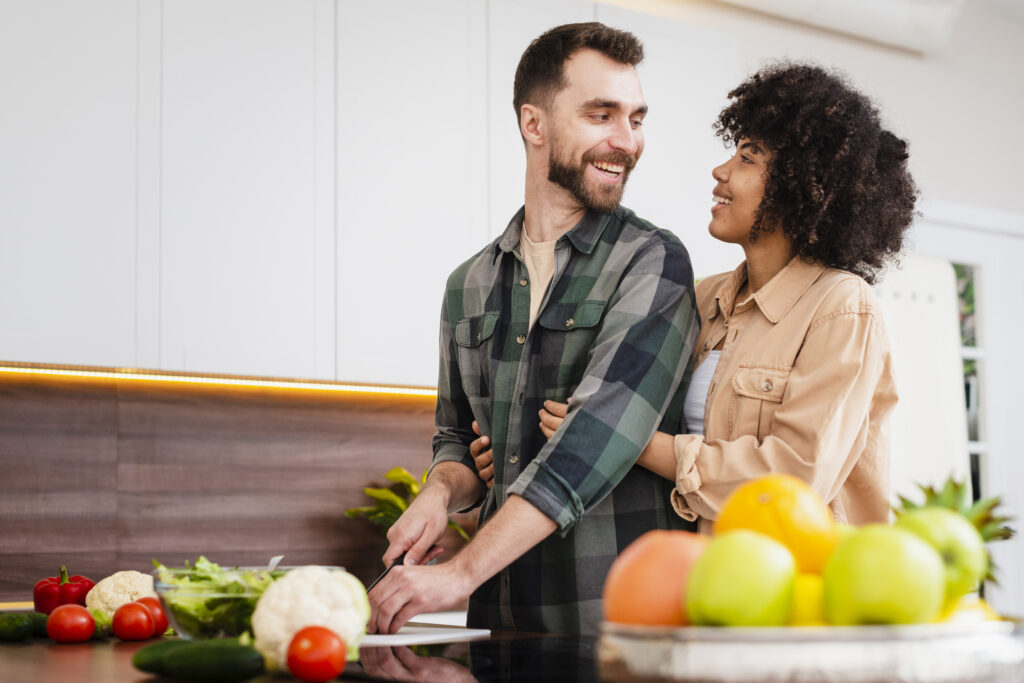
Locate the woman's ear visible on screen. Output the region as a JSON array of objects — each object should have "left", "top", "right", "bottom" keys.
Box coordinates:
[{"left": 520, "top": 104, "right": 545, "bottom": 147}]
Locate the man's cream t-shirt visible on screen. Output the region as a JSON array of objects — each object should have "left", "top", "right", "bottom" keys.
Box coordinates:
[{"left": 520, "top": 227, "right": 557, "bottom": 329}]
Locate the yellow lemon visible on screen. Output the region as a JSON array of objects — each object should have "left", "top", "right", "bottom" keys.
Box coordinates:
[
  {"left": 788, "top": 573, "right": 827, "bottom": 626},
  {"left": 939, "top": 592, "right": 1002, "bottom": 623}
]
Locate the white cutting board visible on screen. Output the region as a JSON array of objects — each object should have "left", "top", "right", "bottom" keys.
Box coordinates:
[{"left": 362, "top": 623, "right": 490, "bottom": 647}]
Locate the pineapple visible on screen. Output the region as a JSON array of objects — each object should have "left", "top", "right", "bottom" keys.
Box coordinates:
[{"left": 895, "top": 476, "right": 1015, "bottom": 583}]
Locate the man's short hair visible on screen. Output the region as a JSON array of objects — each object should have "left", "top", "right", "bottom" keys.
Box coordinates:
[{"left": 513, "top": 22, "right": 644, "bottom": 125}]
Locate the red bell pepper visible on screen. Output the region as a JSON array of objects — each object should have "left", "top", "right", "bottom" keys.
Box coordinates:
[{"left": 33, "top": 566, "right": 95, "bottom": 615}]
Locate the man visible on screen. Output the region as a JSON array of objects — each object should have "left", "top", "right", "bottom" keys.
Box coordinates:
[{"left": 368, "top": 22, "right": 700, "bottom": 636}]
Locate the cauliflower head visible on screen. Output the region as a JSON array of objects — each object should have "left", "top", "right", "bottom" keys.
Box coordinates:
[
  {"left": 85, "top": 570, "right": 157, "bottom": 618},
  {"left": 251, "top": 565, "right": 370, "bottom": 669}
]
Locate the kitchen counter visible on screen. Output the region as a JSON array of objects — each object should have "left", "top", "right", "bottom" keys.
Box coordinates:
[
  {"left": 0, "top": 629, "right": 601, "bottom": 682},
  {"left": 7, "top": 618, "right": 1024, "bottom": 682}
]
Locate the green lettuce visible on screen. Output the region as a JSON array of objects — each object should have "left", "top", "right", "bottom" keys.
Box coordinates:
[{"left": 152, "top": 556, "right": 286, "bottom": 639}]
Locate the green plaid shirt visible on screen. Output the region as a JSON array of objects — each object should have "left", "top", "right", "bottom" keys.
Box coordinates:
[{"left": 432, "top": 206, "right": 700, "bottom": 635}]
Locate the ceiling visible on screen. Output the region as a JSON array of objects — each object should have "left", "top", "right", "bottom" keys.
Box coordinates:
[{"left": 712, "top": 0, "right": 970, "bottom": 54}]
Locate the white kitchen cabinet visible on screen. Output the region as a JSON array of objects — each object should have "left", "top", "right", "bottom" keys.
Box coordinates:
[
  {"left": 486, "top": 0, "right": 594, "bottom": 240},
  {"left": 0, "top": 0, "right": 137, "bottom": 367},
  {"left": 594, "top": 4, "right": 741, "bottom": 279},
  {"left": 1, "top": 0, "right": 738, "bottom": 384},
  {"left": 333, "top": 0, "right": 488, "bottom": 386},
  {"left": 158, "top": 0, "right": 332, "bottom": 379}
]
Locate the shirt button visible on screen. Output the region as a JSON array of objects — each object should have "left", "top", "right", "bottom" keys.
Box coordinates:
[
  {"left": 702, "top": 342, "right": 710, "bottom": 352},
  {"left": 509, "top": 454, "right": 519, "bottom": 464},
  {"left": 516, "top": 334, "right": 526, "bottom": 344},
  {"left": 761, "top": 379, "right": 773, "bottom": 392},
  {"left": 565, "top": 318, "right": 575, "bottom": 328},
  {"left": 708, "top": 381, "right": 716, "bottom": 395},
  {"left": 520, "top": 278, "right": 528, "bottom": 287}
]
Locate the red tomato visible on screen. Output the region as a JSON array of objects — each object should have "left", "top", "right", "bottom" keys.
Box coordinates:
[
  {"left": 136, "top": 597, "right": 169, "bottom": 635},
  {"left": 287, "top": 626, "right": 346, "bottom": 683},
  {"left": 46, "top": 604, "right": 95, "bottom": 643},
  {"left": 112, "top": 602, "right": 155, "bottom": 641}
]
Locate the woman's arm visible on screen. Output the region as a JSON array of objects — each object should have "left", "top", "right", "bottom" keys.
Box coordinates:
[
  {"left": 670, "top": 308, "right": 894, "bottom": 523},
  {"left": 539, "top": 401, "right": 678, "bottom": 480},
  {"left": 540, "top": 303, "right": 893, "bottom": 526}
]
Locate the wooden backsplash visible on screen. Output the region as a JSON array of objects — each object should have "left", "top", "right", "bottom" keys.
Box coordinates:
[{"left": 0, "top": 373, "right": 465, "bottom": 601}]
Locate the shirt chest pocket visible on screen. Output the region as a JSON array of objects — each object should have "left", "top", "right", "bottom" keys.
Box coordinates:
[
  {"left": 454, "top": 311, "right": 499, "bottom": 397},
  {"left": 728, "top": 364, "right": 791, "bottom": 440},
  {"left": 535, "top": 299, "right": 605, "bottom": 401}
]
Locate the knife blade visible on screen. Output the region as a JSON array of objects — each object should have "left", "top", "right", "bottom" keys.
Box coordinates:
[{"left": 366, "top": 552, "right": 406, "bottom": 593}]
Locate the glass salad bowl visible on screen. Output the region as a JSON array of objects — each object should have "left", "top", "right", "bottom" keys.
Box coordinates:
[{"left": 152, "top": 557, "right": 291, "bottom": 639}]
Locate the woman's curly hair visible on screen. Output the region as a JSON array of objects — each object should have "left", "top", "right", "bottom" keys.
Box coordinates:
[{"left": 714, "top": 62, "right": 917, "bottom": 284}]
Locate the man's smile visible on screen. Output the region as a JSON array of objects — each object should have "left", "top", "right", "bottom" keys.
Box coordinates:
[{"left": 593, "top": 160, "right": 626, "bottom": 177}]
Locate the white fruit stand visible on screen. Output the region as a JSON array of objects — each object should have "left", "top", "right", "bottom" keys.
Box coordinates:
[{"left": 597, "top": 620, "right": 1024, "bottom": 683}]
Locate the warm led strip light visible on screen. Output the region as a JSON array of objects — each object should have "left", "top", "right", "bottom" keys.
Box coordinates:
[{"left": 0, "top": 364, "right": 437, "bottom": 398}]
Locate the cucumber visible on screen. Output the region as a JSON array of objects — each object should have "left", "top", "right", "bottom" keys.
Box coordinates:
[
  {"left": 25, "top": 612, "right": 48, "bottom": 638},
  {"left": 132, "top": 638, "right": 192, "bottom": 674},
  {"left": 0, "top": 613, "right": 32, "bottom": 642},
  {"left": 132, "top": 637, "right": 265, "bottom": 681}
]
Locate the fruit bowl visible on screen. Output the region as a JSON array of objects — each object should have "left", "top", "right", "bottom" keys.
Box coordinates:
[
  {"left": 598, "top": 619, "right": 1024, "bottom": 683},
  {"left": 153, "top": 564, "right": 289, "bottom": 639}
]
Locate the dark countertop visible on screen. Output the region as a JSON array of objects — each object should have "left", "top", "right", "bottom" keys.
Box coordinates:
[{"left": 0, "top": 631, "right": 602, "bottom": 682}]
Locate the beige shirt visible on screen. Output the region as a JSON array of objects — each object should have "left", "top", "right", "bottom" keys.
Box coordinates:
[
  {"left": 671, "top": 257, "right": 898, "bottom": 530},
  {"left": 520, "top": 227, "right": 557, "bottom": 329}
]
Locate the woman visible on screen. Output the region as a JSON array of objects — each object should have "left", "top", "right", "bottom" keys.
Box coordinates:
[{"left": 473, "top": 61, "right": 917, "bottom": 529}]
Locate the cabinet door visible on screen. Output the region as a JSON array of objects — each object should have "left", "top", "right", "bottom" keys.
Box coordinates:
[
  {"left": 335, "top": 0, "right": 487, "bottom": 386},
  {"left": 486, "top": 0, "right": 594, "bottom": 239},
  {"left": 594, "top": 4, "right": 741, "bottom": 278},
  {"left": 159, "top": 0, "right": 332, "bottom": 378},
  {"left": 0, "top": 0, "right": 137, "bottom": 366}
]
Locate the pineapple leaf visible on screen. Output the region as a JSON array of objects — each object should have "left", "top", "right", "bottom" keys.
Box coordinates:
[
  {"left": 895, "top": 476, "right": 1015, "bottom": 545},
  {"left": 895, "top": 494, "right": 922, "bottom": 513}
]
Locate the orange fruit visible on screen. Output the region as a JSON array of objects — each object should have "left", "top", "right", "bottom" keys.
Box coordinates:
[
  {"left": 713, "top": 474, "right": 840, "bottom": 574},
  {"left": 603, "top": 530, "right": 709, "bottom": 626}
]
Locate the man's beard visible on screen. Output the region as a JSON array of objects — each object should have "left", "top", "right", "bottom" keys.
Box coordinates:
[{"left": 547, "top": 139, "right": 636, "bottom": 213}]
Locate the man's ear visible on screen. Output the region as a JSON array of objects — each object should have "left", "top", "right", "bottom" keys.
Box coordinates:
[{"left": 520, "top": 104, "right": 545, "bottom": 147}]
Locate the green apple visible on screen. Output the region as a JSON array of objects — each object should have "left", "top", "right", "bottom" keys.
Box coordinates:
[
  {"left": 823, "top": 524, "right": 945, "bottom": 625},
  {"left": 686, "top": 530, "right": 796, "bottom": 626},
  {"left": 894, "top": 507, "right": 988, "bottom": 607},
  {"left": 836, "top": 522, "right": 857, "bottom": 541}
]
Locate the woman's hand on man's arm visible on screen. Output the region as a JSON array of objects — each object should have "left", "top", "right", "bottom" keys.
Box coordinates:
[
  {"left": 470, "top": 421, "right": 494, "bottom": 488},
  {"left": 474, "top": 400, "right": 681, "bottom": 485},
  {"left": 470, "top": 401, "right": 573, "bottom": 485},
  {"left": 540, "top": 400, "right": 678, "bottom": 480}
]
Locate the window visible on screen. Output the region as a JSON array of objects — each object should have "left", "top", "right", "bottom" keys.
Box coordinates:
[{"left": 953, "top": 263, "right": 983, "bottom": 503}]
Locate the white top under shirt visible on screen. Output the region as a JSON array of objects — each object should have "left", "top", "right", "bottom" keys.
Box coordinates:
[
  {"left": 683, "top": 350, "right": 721, "bottom": 435},
  {"left": 520, "top": 227, "right": 557, "bottom": 329}
]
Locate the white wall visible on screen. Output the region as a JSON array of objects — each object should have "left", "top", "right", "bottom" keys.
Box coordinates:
[
  {"left": 595, "top": 0, "right": 1024, "bottom": 217},
  {"left": 598, "top": 0, "right": 1024, "bottom": 216}
]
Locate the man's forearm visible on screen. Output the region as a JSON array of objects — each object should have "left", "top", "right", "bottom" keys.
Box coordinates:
[
  {"left": 448, "top": 494, "right": 557, "bottom": 588},
  {"left": 425, "top": 460, "right": 484, "bottom": 514}
]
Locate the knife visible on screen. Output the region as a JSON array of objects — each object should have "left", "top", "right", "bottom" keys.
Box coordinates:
[{"left": 366, "top": 552, "right": 406, "bottom": 593}]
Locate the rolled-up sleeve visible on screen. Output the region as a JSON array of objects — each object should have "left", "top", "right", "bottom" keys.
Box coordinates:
[{"left": 508, "top": 239, "right": 700, "bottom": 534}]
